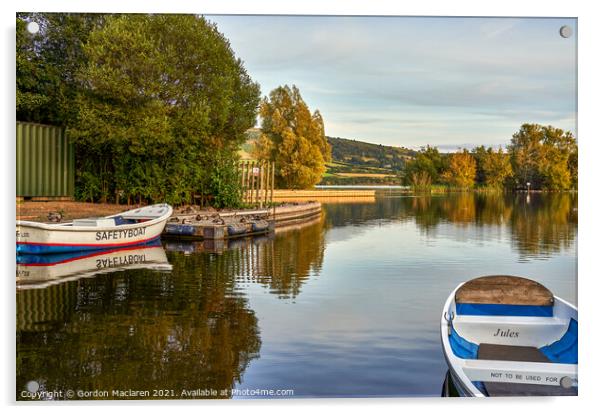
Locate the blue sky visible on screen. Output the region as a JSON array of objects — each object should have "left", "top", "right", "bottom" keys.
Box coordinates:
[{"left": 208, "top": 16, "right": 576, "bottom": 151}]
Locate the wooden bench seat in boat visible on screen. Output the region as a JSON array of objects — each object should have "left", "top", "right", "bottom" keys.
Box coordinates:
[
  {"left": 456, "top": 275, "right": 554, "bottom": 306},
  {"left": 477, "top": 343, "right": 577, "bottom": 396}
]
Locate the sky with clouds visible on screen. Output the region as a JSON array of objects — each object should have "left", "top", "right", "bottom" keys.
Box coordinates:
[{"left": 208, "top": 15, "right": 576, "bottom": 151}]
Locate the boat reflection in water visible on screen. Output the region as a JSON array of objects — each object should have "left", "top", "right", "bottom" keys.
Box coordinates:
[
  {"left": 16, "top": 240, "right": 172, "bottom": 289},
  {"left": 441, "top": 370, "right": 460, "bottom": 397}
]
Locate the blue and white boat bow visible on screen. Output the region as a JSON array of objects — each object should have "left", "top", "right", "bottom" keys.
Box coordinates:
[{"left": 441, "top": 275, "right": 577, "bottom": 397}]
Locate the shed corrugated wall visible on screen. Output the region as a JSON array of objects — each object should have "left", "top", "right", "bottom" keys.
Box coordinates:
[{"left": 16, "top": 122, "right": 75, "bottom": 197}]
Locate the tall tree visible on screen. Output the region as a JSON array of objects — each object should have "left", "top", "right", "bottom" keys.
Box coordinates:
[
  {"left": 402, "top": 145, "right": 446, "bottom": 188},
  {"left": 16, "top": 13, "right": 105, "bottom": 125},
  {"left": 471, "top": 145, "right": 488, "bottom": 185},
  {"left": 508, "top": 124, "right": 576, "bottom": 190},
  {"left": 442, "top": 150, "right": 477, "bottom": 189},
  {"left": 508, "top": 124, "right": 544, "bottom": 189},
  {"left": 481, "top": 147, "right": 513, "bottom": 189},
  {"left": 539, "top": 126, "right": 576, "bottom": 190},
  {"left": 256, "top": 85, "right": 331, "bottom": 189},
  {"left": 70, "top": 14, "right": 260, "bottom": 205}
]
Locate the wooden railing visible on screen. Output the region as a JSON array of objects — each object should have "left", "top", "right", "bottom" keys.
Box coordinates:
[{"left": 238, "top": 160, "right": 275, "bottom": 207}]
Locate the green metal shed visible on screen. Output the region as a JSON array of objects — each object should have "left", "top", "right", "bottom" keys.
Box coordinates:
[{"left": 16, "top": 122, "right": 75, "bottom": 198}]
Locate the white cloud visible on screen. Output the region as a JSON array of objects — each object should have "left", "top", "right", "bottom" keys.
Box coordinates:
[{"left": 209, "top": 15, "right": 577, "bottom": 148}]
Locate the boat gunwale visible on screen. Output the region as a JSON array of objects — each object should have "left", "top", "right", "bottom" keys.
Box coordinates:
[
  {"left": 441, "top": 280, "right": 578, "bottom": 397},
  {"left": 16, "top": 204, "right": 173, "bottom": 233}
]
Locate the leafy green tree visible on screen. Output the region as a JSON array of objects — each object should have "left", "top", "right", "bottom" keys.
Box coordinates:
[
  {"left": 471, "top": 145, "right": 488, "bottom": 185},
  {"left": 442, "top": 150, "right": 477, "bottom": 189},
  {"left": 17, "top": 13, "right": 105, "bottom": 125},
  {"left": 256, "top": 85, "right": 331, "bottom": 189},
  {"left": 539, "top": 126, "right": 576, "bottom": 190},
  {"left": 508, "top": 124, "right": 576, "bottom": 190},
  {"left": 402, "top": 145, "right": 446, "bottom": 188},
  {"left": 70, "top": 14, "right": 260, "bottom": 205},
  {"left": 508, "top": 124, "right": 544, "bottom": 188},
  {"left": 481, "top": 147, "right": 513, "bottom": 189}
]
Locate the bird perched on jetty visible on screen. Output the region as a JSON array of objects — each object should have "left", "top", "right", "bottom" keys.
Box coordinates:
[
  {"left": 212, "top": 217, "right": 225, "bottom": 225},
  {"left": 47, "top": 212, "right": 63, "bottom": 223},
  {"left": 169, "top": 217, "right": 179, "bottom": 222}
]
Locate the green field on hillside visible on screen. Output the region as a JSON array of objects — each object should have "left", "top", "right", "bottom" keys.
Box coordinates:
[{"left": 240, "top": 130, "right": 415, "bottom": 185}]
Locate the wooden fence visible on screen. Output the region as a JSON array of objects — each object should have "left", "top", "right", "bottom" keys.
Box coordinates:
[{"left": 238, "top": 160, "right": 275, "bottom": 207}]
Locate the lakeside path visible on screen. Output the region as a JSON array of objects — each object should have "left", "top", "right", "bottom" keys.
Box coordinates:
[
  {"left": 17, "top": 201, "right": 129, "bottom": 222},
  {"left": 15, "top": 200, "right": 324, "bottom": 224}
]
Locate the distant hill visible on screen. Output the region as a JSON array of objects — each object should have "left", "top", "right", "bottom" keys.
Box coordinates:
[
  {"left": 322, "top": 137, "right": 414, "bottom": 185},
  {"left": 240, "top": 130, "right": 415, "bottom": 185},
  {"left": 327, "top": 137, "right": 415, "bottom": 169}
]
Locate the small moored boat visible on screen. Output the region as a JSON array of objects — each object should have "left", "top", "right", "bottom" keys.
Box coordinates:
[
  {"left": 16, "top": 204, "right": 173, "bottom": 254},
  {"left": 441, "top": 275, "right": 577, "bottom": 397}
]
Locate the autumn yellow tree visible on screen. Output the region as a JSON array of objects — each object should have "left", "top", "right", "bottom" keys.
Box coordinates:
[
  {"left": 442, "top": 150, "right": 477, "bottom": 189},
  {"left": 255, "top": 85, "right": 331, "bottom": 189},
  {"left": 508, "top": 124, "right": 576, "bottom": 190}
]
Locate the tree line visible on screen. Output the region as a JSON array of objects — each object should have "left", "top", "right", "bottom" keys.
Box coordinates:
[
  {"left": 402, "top": 123, "right": 577, "bottom": 191},
  {"left": 17, "top": 13, "right": 334, "bottom": 203},
  {"left": 17, "top": 13, "right": 260, "bottom": 207},
  {"left": 16, "top": 13, "right": 576, "bottom": 202}
]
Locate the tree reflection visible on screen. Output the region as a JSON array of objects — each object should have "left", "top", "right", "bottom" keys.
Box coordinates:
[
  {"left": 396, "top": 193, "right": 575, "bottom": 258},
  {"left": 17, "top": 261, "right": 261, "bottom": 399},
  {"left": 17, "top": 218, "right": 329, "bottom": 400},
  {"left": 202, "top": 217, "right": 327, "bottom": 299},
  {"left": 508, "top": 192, "right": 577, "bottom": 258}
]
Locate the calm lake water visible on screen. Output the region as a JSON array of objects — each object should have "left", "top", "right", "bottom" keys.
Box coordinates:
[{"left": 16, "top": 192, "right": 577, "bottom": 399}]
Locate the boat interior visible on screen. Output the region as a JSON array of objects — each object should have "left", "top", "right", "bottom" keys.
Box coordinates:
[{"left": 447, "top": 276, "right": 577, "bottom": 396}]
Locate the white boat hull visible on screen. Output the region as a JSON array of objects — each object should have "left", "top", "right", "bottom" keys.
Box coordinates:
[
  {"left": 441, "top": 278, "right": 578, "bottom": 397},
  {"left": 16, "top": 204, "right": 172, "bottom": 254}
]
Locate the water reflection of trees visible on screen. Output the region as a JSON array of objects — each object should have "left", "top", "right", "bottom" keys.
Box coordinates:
[
  {"left": 216, "top": 218, "right": 326, "bottom": 299},
  {"left": 406, "top": 193, "right": 576, "bottom": 257},
  {"left": 323, "top": 193, "right": 576, "bottom": 259},
  {"left": 508, "top": 193, "right": 577, "bottom": 258},
  {"left": 17, "top": 220, "right": 328, "bottom": 399},
  {"left": 16, "top": 262, "right": 261, "bottom": 399},
  {"left": 322, "top": 198, "right": 405, "bottom": 228}
]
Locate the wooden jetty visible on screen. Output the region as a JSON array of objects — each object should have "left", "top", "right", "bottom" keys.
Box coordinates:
[
  {"left": 272, "top": 189, "right": 375, "bottom": 199},
  {"left": 162, "top": 201, "right": 322, "bottom": 241}
]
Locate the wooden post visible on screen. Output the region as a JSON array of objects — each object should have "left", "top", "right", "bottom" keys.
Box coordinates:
[
  {"left": 259, "top": 162, "right": 264, "bottom": 208},
  {"left": 250, "top": 161, "right": 256, "bottom": 206},
  {"left": 241, "top": 161, "right": 247, "bottom": 203},
  {"left": 264, "top": 162, "right": 270, "bottom": 206},
  {"left": 240, "top": 161, "right": 246, "bottom": 204},
  {"left": 255, "top": 161, "right": 260, "bottom": 207},
  {"left": 271, "top": 161, "right": 276, "bottom": 220},
  {"left": 247, "top": 161, "right": 251, "bottom": 205}
]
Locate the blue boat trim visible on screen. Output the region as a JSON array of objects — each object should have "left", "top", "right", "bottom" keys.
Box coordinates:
[
  {"left": 456, "top": 303, "right": 554, "bottom": 317},
  {"left": 449, "top": 326, "right": 478, "bottom": 359},
  {"left": 16, "top": 235, "right": 162, "bottom": 255},
  {"left": 17, "top": 239, "right": 162, "bottom": 265},
  {"left": 540, "top": 318, "right": 578, "bottom": 364}
]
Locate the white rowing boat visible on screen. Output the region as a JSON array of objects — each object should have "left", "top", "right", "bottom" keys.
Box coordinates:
[
  {"left": 16, "top": 241, "right": 172, "bottom": 289},
  {"left": 16, "top": 204, "right": 173, "bottom": 254},
  {"left": 441, "top": 275, "right": 577, "bottom": 397}
]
